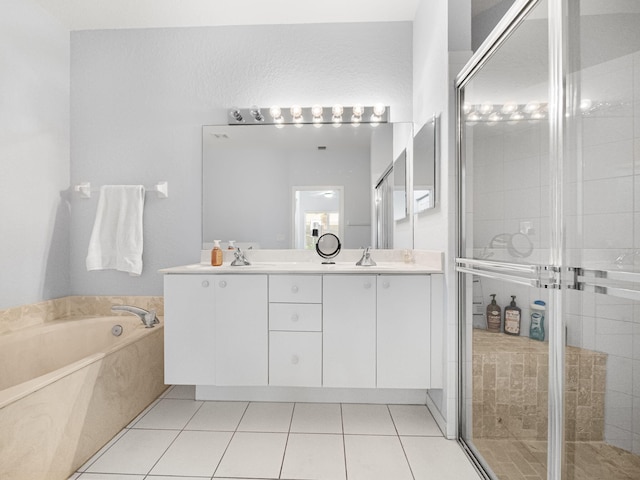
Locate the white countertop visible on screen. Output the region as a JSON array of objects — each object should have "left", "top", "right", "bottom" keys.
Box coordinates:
[{"left": 160, "top": 249, "right": 443, "bottom": 275}]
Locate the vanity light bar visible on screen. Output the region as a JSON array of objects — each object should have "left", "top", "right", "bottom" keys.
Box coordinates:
[{"left": 227, "top": 105, "right": 389, "bottom": 126}]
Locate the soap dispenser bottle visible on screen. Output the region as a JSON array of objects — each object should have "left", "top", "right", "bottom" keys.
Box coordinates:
[
  {"left": 228, "top": 240, "right": 236, "bottom": 250},
  {"left": 486, "top": 294, "right": 502, "bottom": 333},
  {"left": 504, "top": 296, "right": 522, "bottom": 335},
  {"left": 211, "top": 240, "right": 223, "bottom": 266},
  {"left": 529, "top": 300, "right": 546, "bottom": 341}
]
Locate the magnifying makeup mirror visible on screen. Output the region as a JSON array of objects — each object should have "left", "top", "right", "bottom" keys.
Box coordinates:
[{"left": 316, "top": 233, "right": 341, "bottom": 264}]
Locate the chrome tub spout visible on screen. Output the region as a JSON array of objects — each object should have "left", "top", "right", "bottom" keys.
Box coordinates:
[{"left": 111, "top": 305, "right": 158, "bottom": 328}]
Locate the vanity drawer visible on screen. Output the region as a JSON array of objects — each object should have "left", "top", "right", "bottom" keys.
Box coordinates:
[
  {"left": 269, "top": 331, "right": 322, "bottom": 387},
  {"left": 269, "top": 303, "right": 322, "bottom": 332},
  {"left": 269, "top": 275, "right": 321, "bottom": 303}
]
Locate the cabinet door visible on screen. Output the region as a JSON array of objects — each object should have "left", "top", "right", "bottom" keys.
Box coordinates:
[
  {"left": 164, "top": 274, "right": 216, "bottom": 385},
  {"left": 377, "top": 275, "right": 431, "bottom": 388},
  {"left": 214, "top": 274, "right": 268, "bottom": 386},
  {"left": 269, "top": 332, "right": 322, "bottom": 387},
  {"left": 323, "top": 275, "right": 376, "bottom": 388}
]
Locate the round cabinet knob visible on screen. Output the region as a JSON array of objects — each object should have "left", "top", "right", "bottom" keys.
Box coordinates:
[
  {"left": 291, "top": 313, "right": 299, "bottom": 322},
  {"left": 364, "top": 282, "right": 372, "bottom": 289},
  {"left": 291, "top": 285, "right": 299, "bottom": 293},
  {"left": 382, "top": 281, "right": 390, "bottom": 289},
  {"left": 219, "top": 280, "right": 227, "bottom": 288},
  {"left": 201, "top": 280, "right": 210, "bottom": 288},
  {"left": 291, "top": 355, "right": 300, "bottom": 365}
]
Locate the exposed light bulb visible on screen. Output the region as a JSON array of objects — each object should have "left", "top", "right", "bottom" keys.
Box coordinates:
[
  {"left": 269, "top": 106, "right": 282, "bottom": 119},
  {"left": 250, "top": 105, "right": 264, "bottom": 122},
  {"left": 311, "top": 105, "right": 324, "bottom": 119},
  {"left": 332, "top": 104, "right": 343, "bottom": 124},
  {"left": 463, "top": 103, "right": 472, "bottom": 114},
  {"left": 488, "top": 112, "right": 502, "bottom": 122},
  {"left": 530, "top": 111, "right": 545, "bottom": 120},
  {"left": 290, "top": 105, "right": 303, "bottom": 119},
  {"left": 229, "top": 107, "right": 244, "bottom": 123},
  {"left": 352, "top": 104, "right": 364, "bottom": 117},
  {"left": 510, "top": 111, "right": 524, "bottom": 121},
  {"left": 372, "top": 104, "right": 386, "bottom": 117}
]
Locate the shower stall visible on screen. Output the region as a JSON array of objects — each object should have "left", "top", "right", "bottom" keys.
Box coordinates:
[{"left": 456, "top": 1, "right": 640, "bottom": 479}]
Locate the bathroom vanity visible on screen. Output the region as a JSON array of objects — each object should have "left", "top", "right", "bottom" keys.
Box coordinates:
[{"left": 161, "top": 250, "right": 443, "bottom": 403}]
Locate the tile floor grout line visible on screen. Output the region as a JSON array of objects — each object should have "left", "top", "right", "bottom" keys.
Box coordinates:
[
  {"left": 139, "top": 391, "right": 206, "bottom": 478},
  {"left": 277, "top": 401, "right": 297, "bottom": 479},
  {"left": 388, "top": 404, "right": 417, "bottom": 480},
  {"left": 75, "top": 427, "right": 130, "bottom": 474},
  {"left": 211, "top": 400, "right": 251, "bottom": 479},
  {"left": 341, "top": 403, "right": 349, "bottom": 480}
]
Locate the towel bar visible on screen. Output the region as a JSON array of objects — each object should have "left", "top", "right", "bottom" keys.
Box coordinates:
[{"left": 74, "top": 182, "right": 168, "bottom": 199}]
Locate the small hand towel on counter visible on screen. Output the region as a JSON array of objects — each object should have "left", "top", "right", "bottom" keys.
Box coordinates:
[{"left": 86, "top": 185, "right": 145, "bottom": 275}]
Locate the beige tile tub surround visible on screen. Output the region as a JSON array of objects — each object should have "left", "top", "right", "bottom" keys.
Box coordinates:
[
  {"left": 473, "top": 330, "right": 606, "bottom": 442},
  {"left": 0, "top": 295, "right": 164, "bottom": 334}
]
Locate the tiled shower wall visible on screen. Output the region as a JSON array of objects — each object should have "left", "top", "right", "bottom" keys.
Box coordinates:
[{"left": 470, "top": 51, "right": 640, "bottom": 453}]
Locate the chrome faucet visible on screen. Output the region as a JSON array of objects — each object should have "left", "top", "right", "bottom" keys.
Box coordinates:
[
  {"left": 231, "top": 247, "right": 251, "bottom": 266},
  {"left": 356, "top": 246, "right": 377, "bottom": 266},
  {"left": 111, "top": 305, "right": 158, "bottom": 328}
]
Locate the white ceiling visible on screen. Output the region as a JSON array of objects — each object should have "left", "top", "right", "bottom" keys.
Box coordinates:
[
  {"left": 33, "top": 0, "right": 506, "bottom": 31},
  {"left": 33, "top": 0, "right": 421, "bottom": 31}
]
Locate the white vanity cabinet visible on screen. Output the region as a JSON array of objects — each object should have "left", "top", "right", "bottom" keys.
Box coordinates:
[
  {"left": 163, "top": 273, "right": 268, "bottom": 387},
  {"left": 214, "top": 275, "right": 268, "bottom": 386},
  {"left": 163, "top": 265, "right": 441, "bottom": 397},
  {"left": 164, "top": 274, "right": 216, "bottom": 385},
  {"left": 377, "top": 275, "right": 431, "bottom": 388},
  {"left": 268, "top": 275, "right": 322, "bottom": 387},
  {"left": 323, "top": 275, "right": 377, "bottom": 388}
]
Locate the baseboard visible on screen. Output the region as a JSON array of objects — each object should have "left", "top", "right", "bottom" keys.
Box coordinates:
[
  {"left": 195, "top": 385, "right": 428, "bottom": 404},
  {"left": 426, "top": 392, "right": 448, "bottom": 438}
]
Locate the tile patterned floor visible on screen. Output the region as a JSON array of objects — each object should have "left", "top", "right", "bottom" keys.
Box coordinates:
[
  {"left": 68, "top": 385, "right": 482, "bottom": 480},
  {"left": 474, "top": 438, "right": 640, "bottom": 480}
]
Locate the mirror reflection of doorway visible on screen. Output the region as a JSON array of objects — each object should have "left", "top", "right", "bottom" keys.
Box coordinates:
[{"left": 293, "top": 187, "right": 343, "bottom": 249}]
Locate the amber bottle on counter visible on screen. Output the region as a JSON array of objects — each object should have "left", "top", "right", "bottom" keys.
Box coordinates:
[{"left": 211, "top": 240, "right": 223, "bottom": 266}]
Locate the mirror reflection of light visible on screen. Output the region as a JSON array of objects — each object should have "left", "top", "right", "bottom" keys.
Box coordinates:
[
  {"left": 524, "top": 101, "right": 540, "bottom": 113},
  {"left": 479, "top": 103, "right": 493, "bottom": 114},
  {"left": 579, "top": 98, "right": 593, "bottom": 111},
  {"left": 501, "top": 102, "right": 518, "bottom": 114}
]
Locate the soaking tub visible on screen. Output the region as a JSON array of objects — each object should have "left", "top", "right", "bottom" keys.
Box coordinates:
[{"left": 0, "top": 315, "right": 166, "bottom": 480}]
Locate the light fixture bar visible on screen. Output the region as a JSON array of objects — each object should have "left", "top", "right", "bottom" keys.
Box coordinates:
[{"left": 227, "top": 105, "right": 389, "bottom": 126}]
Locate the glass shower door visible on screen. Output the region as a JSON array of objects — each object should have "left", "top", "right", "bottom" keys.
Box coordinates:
[
  {"left": 458, "top": 1, "right": 640, "bottom": 479},
  {"left": 457, "top": 1, "right": 555, "bottom": 478},
  {"left": 560, "top": 2, "right": 640, "bottom": 478}
]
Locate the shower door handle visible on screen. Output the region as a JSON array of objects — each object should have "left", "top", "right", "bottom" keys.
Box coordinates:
[
  {"left": 571, "top": 267, "right": 640, "bottom": 301},
  {"left": 455, "top": 258, "right": 559, "bottom": 288}
]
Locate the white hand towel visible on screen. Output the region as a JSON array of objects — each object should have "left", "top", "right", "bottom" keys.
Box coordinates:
[{"left": 86, "top": 185, "right": 145, "bottom": 275}]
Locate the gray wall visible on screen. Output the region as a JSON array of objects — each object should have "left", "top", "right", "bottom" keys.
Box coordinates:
[
  {"left": 0, "top": 0, "right": 70, "bottom": 309},
  {"left": 70, "top": 22, "right": 412, "bottom": 296}
]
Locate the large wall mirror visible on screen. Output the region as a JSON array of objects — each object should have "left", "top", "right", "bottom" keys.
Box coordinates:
[{"left": 203, "top": 123, "right": 411, "bottom": 249}]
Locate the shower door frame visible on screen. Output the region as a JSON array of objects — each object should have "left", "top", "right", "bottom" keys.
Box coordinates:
[{"left": 455, "top": 0, "right": 567, "bottom": 479}]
